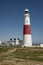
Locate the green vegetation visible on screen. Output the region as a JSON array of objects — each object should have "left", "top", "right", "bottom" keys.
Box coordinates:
[
  {"left": 0, "top": 47, "right": 9, "bottom": 53},
  {"left": 0, "top": 46, "right": 43, "bottom": 62},
  {"left": 13, "top": 47, "right": 43, "bottom": 62},
  {"left": 0, "top": 46, "right": 15, "bottom": 53}
]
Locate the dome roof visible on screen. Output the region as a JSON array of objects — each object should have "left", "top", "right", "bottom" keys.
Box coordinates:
[{"left": 24, "top": 9, "right": 29, "bottom": 12}]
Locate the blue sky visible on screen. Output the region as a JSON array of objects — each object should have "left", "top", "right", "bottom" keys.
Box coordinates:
[{"left": 0, "top": 0, "right": 43, "bottom": 43}]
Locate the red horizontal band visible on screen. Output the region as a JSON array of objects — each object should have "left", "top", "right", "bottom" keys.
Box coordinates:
[{"left": 23, "top": 25, "right": 31, "bottom": 34}]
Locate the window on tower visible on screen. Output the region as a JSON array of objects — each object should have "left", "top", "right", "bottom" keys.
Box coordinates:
[{"left": 25, "top": 11, "right": 29, "bottom": 14}]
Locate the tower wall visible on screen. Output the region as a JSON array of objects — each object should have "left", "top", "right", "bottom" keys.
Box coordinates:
[{"left": 23, "top": 9, "right": 32, "bottom": 47}]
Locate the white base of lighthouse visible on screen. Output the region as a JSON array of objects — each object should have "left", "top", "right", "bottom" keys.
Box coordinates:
[{"left": 23, "top": 35, "right": 32, "bottom": 47}]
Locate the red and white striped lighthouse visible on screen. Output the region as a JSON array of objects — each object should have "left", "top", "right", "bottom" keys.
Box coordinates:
[{"left": 23, "top": 9, "right": 32, "bottom": 47}]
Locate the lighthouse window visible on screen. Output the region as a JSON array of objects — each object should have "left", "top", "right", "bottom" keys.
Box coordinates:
[{"left": 25, "top": 11, "right": 28, "bottom": 14}]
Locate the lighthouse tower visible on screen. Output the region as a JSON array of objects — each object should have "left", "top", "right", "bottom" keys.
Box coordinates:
[{"left": 23, "top": 9, "right": 32, "bottom": 47}]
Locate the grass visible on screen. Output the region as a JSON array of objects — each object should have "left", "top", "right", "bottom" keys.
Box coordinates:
[
  {"left": 0, "top": 46, "right": 43, "bottom": 62},
  {"left": 12, "top": 47, "right": 43, "bottom": 62},
  {"left": 0, "top": 46, "right": 15, "bottom": 53}
]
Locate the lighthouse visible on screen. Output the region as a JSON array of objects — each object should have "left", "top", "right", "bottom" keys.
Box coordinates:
[{"left": 23, "top": 9, "right": 32, "bottom": 47}]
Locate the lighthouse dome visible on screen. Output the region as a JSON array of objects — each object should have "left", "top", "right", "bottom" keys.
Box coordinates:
[
  {"left": 25, "top": 9, "right": 29, "bottom": 12},
  {"left": 24, "top": 9, "right": 29, "bottom": 14}
]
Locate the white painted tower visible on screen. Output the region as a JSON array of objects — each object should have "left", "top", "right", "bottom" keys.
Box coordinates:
[{"left": 23, "top": 9, "right": 32, "bottom": 47}]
